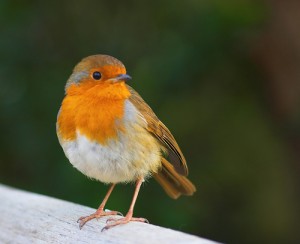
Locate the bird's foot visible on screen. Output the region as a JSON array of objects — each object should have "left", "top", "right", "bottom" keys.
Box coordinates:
[
  {"left": 77, "top": 209, "right": 122, "bottom": 229},
  {"left": 102, "top": 212, "right": 148, "bottom": 231}
]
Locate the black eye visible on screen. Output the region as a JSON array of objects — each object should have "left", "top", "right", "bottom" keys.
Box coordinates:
[{"left": 92, "top": 71, "right": 102, "bottom": 80}]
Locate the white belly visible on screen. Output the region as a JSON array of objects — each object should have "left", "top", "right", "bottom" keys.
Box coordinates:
[{"left": 59, "top": 100, "right": 162, "bottom": 183}]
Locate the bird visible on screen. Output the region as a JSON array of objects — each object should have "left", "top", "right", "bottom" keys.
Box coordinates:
[{"left": 56, "top": 54, "right": 196, "bottom": 231}]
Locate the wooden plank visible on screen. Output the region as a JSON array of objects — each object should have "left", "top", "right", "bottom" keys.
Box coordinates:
[{"left": 0, "top": 184, "right": 218, "bottom": 244}]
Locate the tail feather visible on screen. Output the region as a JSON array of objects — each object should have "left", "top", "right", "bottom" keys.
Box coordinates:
[{"left": 153, "top": 158, "right": 196, "bottom": 199}]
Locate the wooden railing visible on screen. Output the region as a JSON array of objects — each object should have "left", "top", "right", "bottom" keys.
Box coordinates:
[{"left": 0, "top": 184, "right": 218, "bottom": 243}]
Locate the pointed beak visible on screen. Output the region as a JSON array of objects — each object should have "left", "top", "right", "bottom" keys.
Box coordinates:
[{"left": 110, "top": 74, "right": 132, "bottom": 83}]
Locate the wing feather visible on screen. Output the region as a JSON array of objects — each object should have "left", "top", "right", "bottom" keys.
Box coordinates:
[{"left": 127, "top": 85, "right": 188, "bottom": 176}]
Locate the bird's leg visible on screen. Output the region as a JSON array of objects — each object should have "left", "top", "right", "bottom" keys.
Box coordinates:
[
  {"left": 103, "top": 178, "right": 148, "bottom": 231},
  {"left": 77, "top": 184, "right": 121, "bottom": 229}
]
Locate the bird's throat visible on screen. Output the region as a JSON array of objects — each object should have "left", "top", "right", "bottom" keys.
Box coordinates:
[{"left": 57, "top": 83, "right": 130, "bottom": 144}]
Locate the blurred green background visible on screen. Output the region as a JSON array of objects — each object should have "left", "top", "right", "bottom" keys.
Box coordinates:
[{"left": 1, "top": 0, "right": 300, "bottom": 243}]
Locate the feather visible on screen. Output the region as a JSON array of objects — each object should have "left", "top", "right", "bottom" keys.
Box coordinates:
[
  {"left": 127, "top": 85, "right": 188, "bottom": 176},
  {"left": 153, "top": 159, "right": 196, "bottom": 199}
]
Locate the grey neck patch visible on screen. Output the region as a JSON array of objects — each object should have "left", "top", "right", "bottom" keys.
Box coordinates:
[{"left": 65, "top": 70, "right": 89, "bottom": 92}]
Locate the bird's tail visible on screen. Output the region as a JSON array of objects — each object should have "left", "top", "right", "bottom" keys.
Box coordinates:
[{"left": 153, "top": 158, "right": 196, "bottom": 199}]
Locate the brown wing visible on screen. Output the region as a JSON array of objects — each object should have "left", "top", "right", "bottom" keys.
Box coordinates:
[
  {"left": 154, "top": 158, "right": 196, "bottom": 199},
  {"left": 127, "top": 85, "right": 188, "bottom": 176}
]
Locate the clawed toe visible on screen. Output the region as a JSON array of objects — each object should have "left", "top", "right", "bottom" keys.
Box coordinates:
[
  {"left": 77, "top": 216, "right": 84, "bottom": 223},
  {"left": 137, "top": 217, "right": 149, "bottom": 224},
  {"left": 106, "top": 217, "right": 116, "bottom": 223},
  {"left": 77, "top": 210, "right": 121, "bottom": 229},
  {"left": 102, "top": 215, "right": 149, "bottom": 231}
]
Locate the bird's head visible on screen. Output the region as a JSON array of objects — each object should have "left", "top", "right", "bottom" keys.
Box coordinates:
[{"left": 65, "top": 54, "right": 132, "bottom": 98}]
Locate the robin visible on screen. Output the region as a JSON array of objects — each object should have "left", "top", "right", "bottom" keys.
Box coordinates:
[{"left": 56, "top": 54, "right": 196, "bottom": 230}]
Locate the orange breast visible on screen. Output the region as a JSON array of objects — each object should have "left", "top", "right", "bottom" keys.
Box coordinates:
[{"left": 57, "top": 82, "right": 131, "bottom": 144}]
